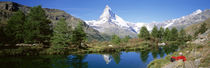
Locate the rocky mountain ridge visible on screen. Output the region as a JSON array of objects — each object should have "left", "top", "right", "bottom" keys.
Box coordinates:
[
  {"left": 0, "top": 1, "right": 105, "bottom": 41},
  {"left": 86, "top": 5, "right": 210, "bottom": 37}
]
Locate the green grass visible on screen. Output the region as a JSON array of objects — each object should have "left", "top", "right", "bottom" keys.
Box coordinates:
[
  {"left": 147, "top": 59, "right": 170, "bottom": 68},
  {"left": 199, "top": 53, "right": 210, "bottom": 67},
  {"left": 148, "top": 43, "right": 210, "bottom": 68}
]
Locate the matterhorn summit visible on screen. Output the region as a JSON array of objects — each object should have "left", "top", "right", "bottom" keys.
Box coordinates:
[{"left": 99, "top": 5, "right": 116, "bottom": 21}]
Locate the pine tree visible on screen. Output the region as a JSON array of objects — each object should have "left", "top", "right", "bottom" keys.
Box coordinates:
[
  {"left": 170, "top": 27, "right": 178, "bottom": 41},
  {"left": 0, "top": 24, "right": 6, "bottom": 46},
  {"left": 158, "top": 27, "right": 164, "bottom": 41},
  {"left": 50, "top": 18, "right": 71, "bottom": 50},
  {"left": 151, "top": 25, "right": 158, "bottom": 38},
  {"left": 138, "top": 26, "right": 150, "bottom": 40},
  {"left": 5, "top": 10, "right": 25, "bottom": 43},
  {"left": 178, "top": 28, "right": 187, "bottom": 44},
  {"left": 71, "top": 22, "right": 86, "bottom": 48},
  {"left": 194, "top": 22, "right": 208, "bottom": 37},
  {"left": 186, "top": 35, "right": 192, "bottom": 41},
  {"left": 111, "top": 34, "right": 121, "bottom": 44},
  {"left": 163, "top": 28, "right": 171, "bottom": 41},
  {"left": 178, "top": 28, "right": 186, "bottom": 40},
  {"left": 122, "top": 35, "right": 131, "bottom": 42},
  {"left": 24, "top": 5, "right": 52, "bottom": 44}
]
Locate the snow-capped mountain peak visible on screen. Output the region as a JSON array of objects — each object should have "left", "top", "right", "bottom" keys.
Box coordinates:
[
  {"left": 86, "top": 5, "right": 137, "bottom": 37},
  {"left": 99, "top": 5, "right": 116, "bottom": 21},
  {"left": 86, "top": 5, "right": 209, "bottom": 38},
  {"left": 162, "top": 9, "right": 205, "bottom": 29},
  {"left": 191, "top": 9, "right": 202, "bottom": 15},
  {"left": 88, "top": 5, "right": 130, "bottom": 27}
]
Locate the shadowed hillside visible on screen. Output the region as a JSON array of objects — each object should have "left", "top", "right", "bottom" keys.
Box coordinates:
[{"left": 0, "top": 1, "right": 105, "bottom": 41}]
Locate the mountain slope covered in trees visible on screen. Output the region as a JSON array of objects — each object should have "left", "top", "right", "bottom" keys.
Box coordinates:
[{"left": 0, "top": 1, "right": 105, "bottom": 41}]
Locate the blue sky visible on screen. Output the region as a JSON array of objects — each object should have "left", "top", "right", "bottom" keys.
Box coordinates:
[{"left": 2, "top": 0, "right": 210, "bottom": 23}]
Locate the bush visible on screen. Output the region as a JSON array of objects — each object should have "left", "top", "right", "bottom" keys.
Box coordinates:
[
  {"left": 111, "top": 35, "right": 121, "bottom": 44},
  {"left": 43, "top": 48, "right": 66, "bottom": 55},
  {"left": 121, "top": 35, "right": 131, "bottom": 42}
]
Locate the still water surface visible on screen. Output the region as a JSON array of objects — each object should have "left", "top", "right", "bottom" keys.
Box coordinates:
[{"left": 0, "top": 47, "right": 178, "bottom": 68}]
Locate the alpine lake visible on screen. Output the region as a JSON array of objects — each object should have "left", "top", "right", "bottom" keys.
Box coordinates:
[{"left": 0, "top": 45, "right": 178, "bottom": 68}]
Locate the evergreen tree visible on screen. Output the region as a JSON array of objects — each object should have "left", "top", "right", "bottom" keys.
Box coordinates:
[
  {"left": 186, "top": 35, "right": 192, "bottom": 41},
  {"left": 138, "top": 26, "right": 150, "bottom": 40},
  {"left": 5, "top": 10, "right": 25, "bottom": 43},
  {"left": 24, "top": 5, "right": 52, "bottom": 44},
  {"left": 170, "top": 27, "right": 178, "bottom": 41},
  {"left": 178, "top": 28, "right": 186, "bottom": 40},
  {"left": 158, "top": 27, "right": 164, "bottom": 41},
  {"left": 194, "top": 22, "right": 208, "bottom": 37},
  {"left": 178, "top": 28, "right": 186, "bottom": 44},
  {"left": 0, "top": 25, "right": 6, "bottom": 46},
  {"left": 151, "top": 25, "right": 158, "bottom": 38},
  {"left": 122, "top": 35, "right": 131, "bottom": 42},
  {"left": 163, "top": 28, "right": 171, "bottom": 41},
  {"left": 71, "top": 22, "right": 86, "bottom": 48},
  {"left": 50, "top": 18, "right": 71, "bottom": 50},
  {"left": 111, "top": 34, "right": 121, "bottom": 44},
  {"left": 199, "top": 22, "right": 208, "bottom": 34}
]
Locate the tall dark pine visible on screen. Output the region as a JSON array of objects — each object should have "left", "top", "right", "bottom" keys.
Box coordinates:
[
  {"left": 170, "top": 27, "right": 178, "bottom": 41},
  {"left": 163, "top": 28, "right": 171, "bottom": 41},
  {"left": 151, "top": 25, "right": 158, "bottom": 38},
  {"left": 138, "top": 26, "right": 150, "bottom": 40},
  {"left": 0, "top": 25, "right": 4, "bottom": 45},
  {"left": 158, "top": 27, "right": 164, "bottom": 41},
  {"left": 5, "top": 10, "right": 25, "bottom": 43},
  {"left": 178, "top": 28, "right": 187, "bottom": 44},
  {"left": 24, "top": 5, "right": 52, "bottom": 44},
  {"left": 179, "top": 28, "right": 186, "bottom": 40},
  {"left": 71, "top": 22, "right": 86, "bottom": 48},
  {"left": 50, "top": 18, "right": 71, "bottom": 50},
  {"left": 0, "top": 20, "right": 8, "bottom": 45}
]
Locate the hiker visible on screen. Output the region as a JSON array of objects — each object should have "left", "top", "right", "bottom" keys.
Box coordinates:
[{"left": 170, "top": 52, "right": 186, "bottom": 62}]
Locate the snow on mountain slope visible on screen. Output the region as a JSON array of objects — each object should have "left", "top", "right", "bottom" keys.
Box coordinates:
[
  {"left": 86, "top": 5, "right": 210, "bottom": 37},
  {"left": 161, "top": 9, "right": 210, "bottom": 29},
  {"left": 86, "top": 5, "right": 137, "bottom": 37},
  {"left": 87, "top": 5, "right": 130, "bottom": 28}
]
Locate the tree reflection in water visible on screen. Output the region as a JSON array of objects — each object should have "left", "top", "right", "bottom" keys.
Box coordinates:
[
  {"left": 140, "top": 50, "right": 149, "bottom": 63},
  {"left": 111, "top": 52, "right": 121, "bottom": 64},
  {"left": 0, "top": 45, "right": 179, "bottom": 68},
  {"left": 139, "top": 45, "right": 179, "bottom": 63},
  {"left": 67, "top": 55, "right": 88, "bottom": 68}
]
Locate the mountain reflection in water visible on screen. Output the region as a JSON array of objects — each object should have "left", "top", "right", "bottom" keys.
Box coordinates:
[
  {"left": 102, "top": 54, "right": 112, "bottom": 64},
  {"left": 0, "top": 46, "right": 179, "bottom": 68}
]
